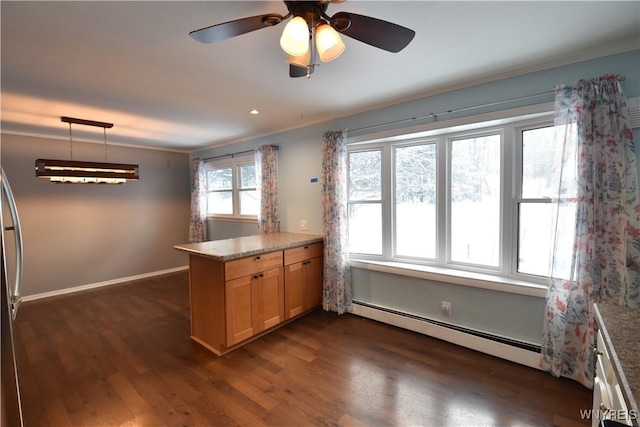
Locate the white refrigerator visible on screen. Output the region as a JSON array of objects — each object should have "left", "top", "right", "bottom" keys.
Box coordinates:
[{"left": 1, "top": 168, "right": 24, "bottom": 426}]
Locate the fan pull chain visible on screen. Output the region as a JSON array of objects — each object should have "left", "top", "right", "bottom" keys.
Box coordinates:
[{"left": 68, "top": 122, "right": 74, "bottom": 160}]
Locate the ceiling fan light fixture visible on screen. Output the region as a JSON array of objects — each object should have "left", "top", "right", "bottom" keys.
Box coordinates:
[
  {"left": 315, "top": 23, "right": 345, "bottom": 62},
  {"left": 280, "top": 16, "right": 310, "bottom": 56},
  {"left": 190, "top": 1, "right": 416, "bottom": 77}
]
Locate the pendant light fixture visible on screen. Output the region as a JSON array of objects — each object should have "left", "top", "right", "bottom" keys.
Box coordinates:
[{"left": 35, "top": 117, "right": 139, "bottom": 184}]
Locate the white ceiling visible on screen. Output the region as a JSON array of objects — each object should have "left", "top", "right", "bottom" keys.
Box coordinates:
[{"left": 1, "top": 1, "right": 639, "bottom": 152}]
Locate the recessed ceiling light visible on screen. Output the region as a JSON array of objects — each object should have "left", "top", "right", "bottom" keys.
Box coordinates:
[{"left": 249, "top": 109, "right": 260, "bottom": 115}]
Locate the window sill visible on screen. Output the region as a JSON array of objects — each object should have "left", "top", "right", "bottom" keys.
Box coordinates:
[
  {"left": 206, "top": 215, "right": 258, "bottom": 224},
  {"left": 349, "top": 259, "right": 548, "bottom": 298}
]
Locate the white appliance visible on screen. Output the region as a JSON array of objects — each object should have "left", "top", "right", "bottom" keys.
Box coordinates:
[{"left": 1, "top": 168, "right": 24, "bottom": 426}]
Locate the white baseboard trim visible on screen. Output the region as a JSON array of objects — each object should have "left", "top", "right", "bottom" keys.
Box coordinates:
[
  {"left": 21, "top": 265, "right": 189, "bottom": 302},
  {"left": 352, "top": 303, "right": 542, "bottom": 370}
]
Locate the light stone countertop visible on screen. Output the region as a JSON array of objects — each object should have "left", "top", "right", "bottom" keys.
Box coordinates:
[
  {"left": 594, "top": 303, "right": 639, "bottom": 424},
  {"left": 174, "top": 232, "right": 323, "bottom": 261}
]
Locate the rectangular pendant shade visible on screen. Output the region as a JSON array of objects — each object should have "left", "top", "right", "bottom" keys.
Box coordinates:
[{"left": 35, "top": 158, "right": 139, "bottom": 184}]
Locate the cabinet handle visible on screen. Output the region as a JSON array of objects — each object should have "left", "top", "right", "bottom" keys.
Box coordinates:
[
  {"left": 255, "top": 256, "right": 261, "bottom": 260},
  {"left": 259, "top": 273, "right": 264, "bottom": 278},
  {"left": 304, "top": 246, "right": 309, "bottom": 250},
  {"left": 594, "top": 346, "right": 603, "bottom": 356}
]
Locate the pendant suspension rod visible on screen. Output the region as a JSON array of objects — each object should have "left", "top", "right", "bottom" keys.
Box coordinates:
[
  {"left": 104, "top": 128, "right": 108, "bottom": 162},
  {"left": 68, "top": 122, "right": 74, "bottom": 161}
]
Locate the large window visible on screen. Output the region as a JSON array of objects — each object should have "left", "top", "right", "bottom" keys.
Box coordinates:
[
  {"left": 205, "top": 156, "right": 258, "bottom": 218},
  {"left": 347, "top": 117, "right": 575, "bottom": 283}
]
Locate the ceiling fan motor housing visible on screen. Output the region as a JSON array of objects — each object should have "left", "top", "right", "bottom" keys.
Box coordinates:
[{"left": 285, "top": 1, "right": 330, "bottom": 28}]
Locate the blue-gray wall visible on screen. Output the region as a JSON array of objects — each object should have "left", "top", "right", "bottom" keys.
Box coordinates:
[
  {"left": 193, "top": 50, "right": 640, "bottom": 345},
  {"left": 2, "top": 134, "right": 191, "bottom": 297}
]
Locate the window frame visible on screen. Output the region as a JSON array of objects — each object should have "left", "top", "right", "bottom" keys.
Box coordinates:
[
  {"left": 347, "top": 145, "right": 386, "bottom": 256},
  {"left": 392, "top": 138, "right": 439, "bottom": 262},
  {"left": 204, "top": 154, "right": 258, "bottom": 222},
  {"left": 445, "top": 128, "right": 505, "bottom": 272},
  {"left": 347, "top": 114, "right": 558, "bottom": 286}
]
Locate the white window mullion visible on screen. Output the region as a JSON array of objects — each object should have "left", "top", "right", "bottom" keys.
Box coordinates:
[
  {"left": 437, "top": 135, "right": 448, "bottom": 267},
  {"left": 232, "top": 164, "right": 240, "bottom": 216},
  {"left": 502, "top": 125, "right": 515, "bottom": 276},
  {"left": 382, "top": 144, "right": 394, "bottom": 259}
]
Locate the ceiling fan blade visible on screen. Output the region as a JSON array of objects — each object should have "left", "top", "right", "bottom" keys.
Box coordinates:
[
  {"left": 290, "top": 64, "right": 314, "bottom": 78},
  {"left": 190, "top": 14, "right": 284, "bottom": 44},
  {"left": 331, "top": 12, "right": 415, "bottom": 53}
]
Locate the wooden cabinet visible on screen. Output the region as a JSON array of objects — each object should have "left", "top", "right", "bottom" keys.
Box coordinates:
[
  {"left": 284, "top": 242, "right": 323, "bottom": 319},
  {"left": 224, "top": 250, "right": 284, "bottom": 347},
  {"left": 225, "top": 266, "right": 284, "bottom": 347},
  {"left": 185, "top": 239, "right": 322, "bottom": 356},
  {"left": 593, "top": 329, "right": 635, "bottom": 427}
]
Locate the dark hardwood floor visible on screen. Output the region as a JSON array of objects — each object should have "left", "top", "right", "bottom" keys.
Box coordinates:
[{"left": 13, "top": 272, "right": 592, "bottom": 426}]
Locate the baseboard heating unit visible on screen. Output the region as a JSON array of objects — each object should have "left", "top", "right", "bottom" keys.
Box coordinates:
[{"left": 352, "top": 300, "right": 543, "bottom": 370}]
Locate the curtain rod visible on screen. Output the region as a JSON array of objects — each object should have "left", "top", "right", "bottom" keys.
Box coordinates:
[
  {"left": 350, "top": 74, "right": 627, "bottom": 135},
  {"left": 204, "top": 146, "right": 278, "bottom": 162},
  {"left": 349, "top": 90, "right": 556, "bottom": 134}
]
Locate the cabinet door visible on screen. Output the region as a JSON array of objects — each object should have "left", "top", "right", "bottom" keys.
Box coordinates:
[
  {"left": 303, "top": 256, "right": 323, "bottom": 311},
  {"left": 256, "top": 267, "right": 284, "bottom": 331},
  {"left": 285, "top": 256, "right": 323, "bottom": 319},
  {"left": 225, "top": 275, "right": 256, "bottom": 346},
  {"left": 285, "top": 262, "right": 304, "bottom": 319}
]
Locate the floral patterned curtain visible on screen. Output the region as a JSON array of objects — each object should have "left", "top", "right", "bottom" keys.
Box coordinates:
[
  {"left": 188, "top": 157, "right": 208, "bottom": 242},
  {"left": 321, "top": 129, "right": 352, "bottom": 314},
  {"left": 255, "top": 144, "right": 280, "bottom": 234},
  {"left": 540, "top": 74, "right": 639, "bottom": 388}
]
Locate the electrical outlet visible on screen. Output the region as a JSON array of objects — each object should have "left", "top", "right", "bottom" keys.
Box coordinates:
[
  {"left": 300, "top": 220, "right": 308, "bottom": 231},
  {"left": 441, "top": 301, "right": 452, "bottom": 317}
]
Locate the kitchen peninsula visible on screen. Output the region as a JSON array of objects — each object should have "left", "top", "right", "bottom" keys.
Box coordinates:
[{"left": 174, "top": 232, "right": 324, "bottom": 355}]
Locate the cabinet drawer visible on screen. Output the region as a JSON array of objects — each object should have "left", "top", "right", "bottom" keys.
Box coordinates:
[
  {"left": 284, "top": 242, "right": 323, "bottom": 265},
  {"left": 225, "top": 251, "right": 283, "bottom": 281}
]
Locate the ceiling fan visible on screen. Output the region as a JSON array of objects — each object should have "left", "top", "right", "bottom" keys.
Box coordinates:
[{"left": 189, "top": 0, "right": 416, "bottom": 78}]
